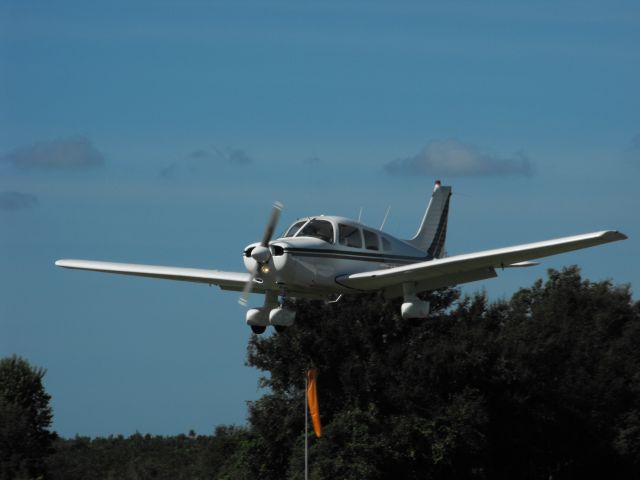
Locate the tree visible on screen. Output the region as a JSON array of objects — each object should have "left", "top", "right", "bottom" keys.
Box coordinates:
[
  {"left": 485, "top": 266, "right": 640, "bottom": 478},
  {"left": 242, "top": 268, "right": 640, "bottom": 479},
  {"left": 0, "top": 355, "right": 56, "bottom": 479}
]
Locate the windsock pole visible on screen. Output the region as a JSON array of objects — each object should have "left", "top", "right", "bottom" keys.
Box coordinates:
[{"left": 305, "top": 371, "right": 308, "bottom": 480}]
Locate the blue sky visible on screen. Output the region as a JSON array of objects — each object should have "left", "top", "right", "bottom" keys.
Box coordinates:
[{"left": 1, "top": 1, "right": 638, "bottom": 438}]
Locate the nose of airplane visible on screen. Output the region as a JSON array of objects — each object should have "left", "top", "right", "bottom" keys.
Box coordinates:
[
  {"left": 242, "top": 241, "right": 290, "bottom": 278},
  {"left": 250, "top": 245, "right": 271, "bottom": 263},
  {"left": 238, "top": 201, "right": 283, "bottom": 306}
]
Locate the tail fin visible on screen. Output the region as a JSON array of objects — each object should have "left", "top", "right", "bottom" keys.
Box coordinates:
[{"left": 406, "top": 181, "right": 452, "bottom": 258}]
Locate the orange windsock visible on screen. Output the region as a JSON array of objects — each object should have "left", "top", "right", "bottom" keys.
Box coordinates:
[{"left": 307, "top": 369, "right": 322, "bottom": 438}]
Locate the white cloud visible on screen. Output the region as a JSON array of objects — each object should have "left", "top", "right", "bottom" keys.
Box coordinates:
[
  {"left": 0, "top": 191, "right": 38, "bottom": 211},
  {"left": 228, "top": 149, "right": 252, "bottom": 165},
  {"left": 1, "top": 137, "right": 105, "bottom": 170},
  {"left": 384, "top": 139, "right": 532, "bottom": 177},
  {"left": 159, "top": 146, "right": 254, "bottom": 179},
  {"left": 619, "top": 134, "right": 640, "bottom": 167},
  {"left": 627, "top": 133, "right": 640, "bottom": 152}
]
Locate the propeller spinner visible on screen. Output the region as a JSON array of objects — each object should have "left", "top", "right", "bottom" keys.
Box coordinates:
[{"left": 239, "top": 201, "right": 283, "bottom": 306}]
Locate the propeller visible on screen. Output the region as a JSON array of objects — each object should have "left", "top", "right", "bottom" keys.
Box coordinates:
[{"left": 239, "top": 201, "right": 283, "bottom": 306}]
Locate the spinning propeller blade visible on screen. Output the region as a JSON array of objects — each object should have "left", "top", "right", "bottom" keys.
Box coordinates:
[
  {"left": 261, "top": 202, "right": 283, "bottom": 247},
  {"left": 238, "top": 266, "right": 258, "bottom": 307},
  {"left": 239, "top": 201, "right": 283, "bottom": 306}
]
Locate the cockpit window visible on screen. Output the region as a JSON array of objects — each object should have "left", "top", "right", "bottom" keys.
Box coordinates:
[
  {"left": 381, "top": 236, "right": 392, "bottom": 251},
  {"left": 297, "top": 219, "right": 334, "bottom": 243},
  {"left": 339, "top": 224, "right": 362, "bottom": 248},
  {"left": 283, "top": 220, "right": 306, "bottom": 238}
]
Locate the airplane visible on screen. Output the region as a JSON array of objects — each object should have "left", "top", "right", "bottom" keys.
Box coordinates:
[{"left": 56, "top": 181, "right": 627, "bottom": 334}]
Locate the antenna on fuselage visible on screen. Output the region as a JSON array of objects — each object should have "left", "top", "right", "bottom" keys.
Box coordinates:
[
  {"left": 380, "top": 206, "right": 391, "bottom": 231},
  {"left": 357, "top": 207, "right": 363, "bottom": 223}
]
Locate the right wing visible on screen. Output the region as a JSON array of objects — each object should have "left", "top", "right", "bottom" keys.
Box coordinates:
[
  {"left": 336, "top": 230, "right": 627, "bottom": 293},
  {"left": 55, "top": 259, "right": 254, "bottom": 292}
]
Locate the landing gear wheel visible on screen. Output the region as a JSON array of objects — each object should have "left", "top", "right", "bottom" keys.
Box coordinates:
[
  {"left": 274, "top": 325, "right": 287, "bottom": 333},
  {"left": 250, "top": 325, "right": 267, "bottom": 334}
]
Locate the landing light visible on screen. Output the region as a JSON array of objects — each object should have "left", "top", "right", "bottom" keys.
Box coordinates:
[{"left": 260, "top": 264, "right": 270, "bottom": 274}]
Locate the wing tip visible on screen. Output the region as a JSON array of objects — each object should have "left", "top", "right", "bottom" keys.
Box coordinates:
[
  {"left": 602, "top": 230, "right": 628, "bottom": 242},
  {"left": 55, "top": 259, "right": 86, "bottom": 268}
]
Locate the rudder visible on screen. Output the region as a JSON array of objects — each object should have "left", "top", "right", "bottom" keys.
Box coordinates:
[{"left": 406, "top": 181, "right": 452, "bottom": 258}]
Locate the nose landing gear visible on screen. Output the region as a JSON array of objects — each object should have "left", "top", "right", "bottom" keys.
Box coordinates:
[
  {"left": 269, "top": 306, "right": 296, "bottom": 332},
  {"left": 246, "top": 308, "right": 269, "bottom": 333},
  {"left": 250, "top": 325, "right": 267, "bottom": 334},
  {"left": 245, "top": 291, "right": 296, "bottom": 334}
]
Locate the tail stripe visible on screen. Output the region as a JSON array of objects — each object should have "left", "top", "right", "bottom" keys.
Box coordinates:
[
  {"left": 405, "top": 183, "right": 452, "bottom": 258},
  {"left": 427, "top": 193, "right": 450, "bottom": 258}
]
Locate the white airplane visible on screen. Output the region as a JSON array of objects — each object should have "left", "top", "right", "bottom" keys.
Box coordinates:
[{"left": 56, "top": 181, "right": 627, "bottom": 334}]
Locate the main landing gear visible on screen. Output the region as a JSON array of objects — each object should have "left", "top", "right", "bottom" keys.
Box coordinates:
[
  {"left": 246, "top": 291, "right": 296, "bottom": 334},
  {"left": 400, "top": 283, "right": 431, "bottom": 320}
]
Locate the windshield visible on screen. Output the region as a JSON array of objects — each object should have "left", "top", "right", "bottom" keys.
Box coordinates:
[
  {"left": 297, "top": 219, "right": 334, "bottom": 243},
  {"left": 282, "top": 220, "right": 307, "bottom": 238}
]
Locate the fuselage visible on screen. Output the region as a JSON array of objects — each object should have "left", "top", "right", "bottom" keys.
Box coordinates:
[{"left": 243, "top": 215, "right": 430, "bottom": 298}]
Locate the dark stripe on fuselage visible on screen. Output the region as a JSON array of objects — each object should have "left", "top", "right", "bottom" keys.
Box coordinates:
[{"left": 283, "top": 247, "right": 430, "bottom": 264}]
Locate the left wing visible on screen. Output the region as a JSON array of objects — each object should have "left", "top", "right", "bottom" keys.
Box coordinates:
[
  {"left": 335, "top": 230, "right": 627, "bottom": 292},
  {"left": 55, "top": 259, "right": 254, "bottom": 292}
]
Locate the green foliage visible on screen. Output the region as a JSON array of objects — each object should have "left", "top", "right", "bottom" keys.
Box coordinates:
[
  {"left": 0, "top": 355, "right": 56, "bottom": 480},
  {"left": 243, "top": 267, "right": 640, "bottom": 479},
  {"left": 46, "top": 427, "right": 252, "bottom": 480},
  {"left": 40, "top": 266, "right": 640, "bottom": 479}
]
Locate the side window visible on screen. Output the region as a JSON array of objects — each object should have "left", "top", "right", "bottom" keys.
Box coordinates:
[
  {"left": 363, "top": 230, "right": 379, "bottom": 251},
  {"left": 381, "top": 236, "right": 392, "bottom": 251},
  {"left": 339, "top": 224, "right": 362, "bottom": 248}
]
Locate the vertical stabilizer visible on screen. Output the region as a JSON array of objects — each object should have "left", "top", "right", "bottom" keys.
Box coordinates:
[{"left": 406, "top": 181, "right": 452, "bottom": 258}]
